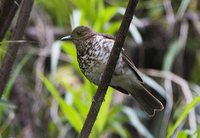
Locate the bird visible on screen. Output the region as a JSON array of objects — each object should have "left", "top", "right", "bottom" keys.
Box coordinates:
[{"left": 61, "top": 26, "right": 164, "bottom": 116}]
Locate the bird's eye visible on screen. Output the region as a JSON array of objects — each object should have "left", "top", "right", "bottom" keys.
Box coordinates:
[{"left": 77, "top": 31, "right": 81, "bottom": 36}]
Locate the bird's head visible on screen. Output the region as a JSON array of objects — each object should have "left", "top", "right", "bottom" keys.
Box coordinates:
[{"left": 61, "top": 26, "right": 95, "bottom": 44}]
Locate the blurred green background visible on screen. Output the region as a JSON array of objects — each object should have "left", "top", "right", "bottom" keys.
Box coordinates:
[{"left": 0, "top": 0, "right": 200, "bottom": 137}]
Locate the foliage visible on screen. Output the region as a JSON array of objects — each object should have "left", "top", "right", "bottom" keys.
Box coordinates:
[
  {"left": 0, "top": 55, "right": 30, "bottom": 137},
  {"left": 167, "top": 96, "right": 200, "bottom": 138},
  {"left": 0, "top": 0, "right": 200, "bottom": 137},
  {"left": 36, "top": 0, "right": 121, "bottom": 34}
]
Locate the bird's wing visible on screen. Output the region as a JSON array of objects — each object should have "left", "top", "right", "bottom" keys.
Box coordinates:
[
  {"left": 121, "top": 49, "right": 144, "bottom": 83},
  {"left": 110, "top": 85, "right": 129, "bottom": 94},
  {"left": 99, "top": 33, "right": 115, "bottom": 40},
  {"left": 100, "top": 33, "right": 143, "bottom": 83}
]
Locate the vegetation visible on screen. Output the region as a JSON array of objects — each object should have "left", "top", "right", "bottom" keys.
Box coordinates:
[{"left": 0, "top": 0, "right": 200, "bottom": 137}]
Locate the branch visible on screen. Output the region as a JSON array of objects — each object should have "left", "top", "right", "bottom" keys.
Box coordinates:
[
  {"left": 0, "top": 0, "right": 21, "bottom": 40},
  {"left": 79, "top": 0, "right": 139, "bottom": 137},
  {"left": 0, "top": 0, "right": 34, "bottom": 95}
]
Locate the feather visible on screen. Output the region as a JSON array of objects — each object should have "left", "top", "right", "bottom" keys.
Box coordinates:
[{"left": 121, "top": 50, "right": 143, "bottom": 83}]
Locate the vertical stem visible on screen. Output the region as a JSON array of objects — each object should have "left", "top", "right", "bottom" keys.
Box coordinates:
[
  {"left": 0, "top": 0, "right": 34, "bottom": 95},
  {"left": 0, "top": 0, "right": 21, "bottom": 40}
]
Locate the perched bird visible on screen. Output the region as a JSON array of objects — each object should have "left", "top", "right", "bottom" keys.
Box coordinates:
[{"left": 61, "top": 26, "right": 164, "bottom": 116}]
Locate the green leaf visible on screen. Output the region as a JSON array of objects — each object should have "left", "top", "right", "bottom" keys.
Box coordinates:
[
  {"left": 111, "top": 121, "right": 129, "bottom": 138},
  {"left": 2, "top": 55, "right": 30, "bottom": 99},
  {"left": 0, "top": 100, "right": 16, "bottom": 110},
  {"left": 107, "top": 105, "right": 122, "bottom": 122},
  {"left": 0, "top": 41, "right": 8, "bottom": 62},
  {"left": 197, "top": 126, "right": 200, "bottom": 138},
  {"left": 177, "top": 0, "right": 190, "bottom": 18},
  {"left": 105, "top": 21, "right": 120, "bottom": 34},
  {"left": 82, "top": 78, "right": 96, "bottom": 105},
  {"left": 163, "top": 40, "right": 180, "bottom": 71},
  {"left": 61, "top": 82, "right": 88, "bottom": 119},
  {"left": 177, "top": 130, "right": 189, "bottom": 138},
  {"left": 36, "top": 0, "right": 69, "bottom": 26},
  {"left": 48, "top": 121, "right": 56, "bottom": 138},
  {"left": 167, "top": 96, "right": 200, "bottom": 138},
  {"left": 61, "top": 42, "right": 80, "bottom": 71},
  {"left": 38, "top": 72, "right": 83, "bottom": 132},
  {"left": 102, "top": 7, "right": 117, "bottom": 25}
]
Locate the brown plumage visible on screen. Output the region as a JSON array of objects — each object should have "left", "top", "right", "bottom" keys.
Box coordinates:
[{"left": 61, "top": 26, "right": 164, "bottom": 116}]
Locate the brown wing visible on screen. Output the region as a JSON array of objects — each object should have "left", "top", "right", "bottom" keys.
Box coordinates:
[
  {"left": 122, "top": 49, "right": 143, "bottom": 83},
  {"left": 99, "top": 33, "right": 115, "bottom": 40},
  {"left": 100, "top": 33, "right": 143, "bottom": 83},
  {"left": 110, "top": 85, "right": 129, "bottom": 94}
]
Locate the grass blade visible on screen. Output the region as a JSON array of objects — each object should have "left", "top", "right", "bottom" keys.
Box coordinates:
[
  {"left": 3, "top": 55, "right": 30, "bottom": 99},
  {"left": 167, "top": 96, "right": 200, "bottom": 138},
  {"left": 38, "top": 72, "right": 83, "bottom": 132}
]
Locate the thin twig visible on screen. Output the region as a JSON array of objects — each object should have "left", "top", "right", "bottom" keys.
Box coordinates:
[
  {"left": 0, "top": 0, "right": 34, "bottom": 95},
  {"left": 79, "top": 0, "right": 139, "bottom": 137}
]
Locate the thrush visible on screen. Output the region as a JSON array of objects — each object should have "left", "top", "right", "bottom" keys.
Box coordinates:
[{"left": 61, "top": 26, "right": 164, "bottom": 116}]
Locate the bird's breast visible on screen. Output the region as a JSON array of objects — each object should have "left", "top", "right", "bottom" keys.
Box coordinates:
[
  {"left": 77, "top": 46, "right": 111, "bottom": 84},
  {"left": 76, "top": 35, "right": 128, "bottom": 85}
]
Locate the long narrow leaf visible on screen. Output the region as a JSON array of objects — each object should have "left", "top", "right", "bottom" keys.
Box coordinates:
[
  {"left": 163, "top": 40, "right": 179, "bottom": 71},
  {"left": 177, "top": 0, "right": 190, "bottom": 18},
  {"left": 111, "top": 121, "right": 129, "bottom": 138},
  {"left": 38, "top": 72, "right": 83, "bottom": 132},
  {"left": 3, "top": 55, "right": 30, "bottom": 99},
  {"left": 167, "top": 96, "right": 200, "bottom": 138}
]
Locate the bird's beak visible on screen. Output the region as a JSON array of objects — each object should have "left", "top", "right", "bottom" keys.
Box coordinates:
[{"left": 61, "top": 35, "right": 72, "bottom": 41}]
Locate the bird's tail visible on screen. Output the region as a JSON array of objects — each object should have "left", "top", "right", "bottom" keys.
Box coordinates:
[{"left": 129, "top": 85, "right": 164, "bottom": 116}]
